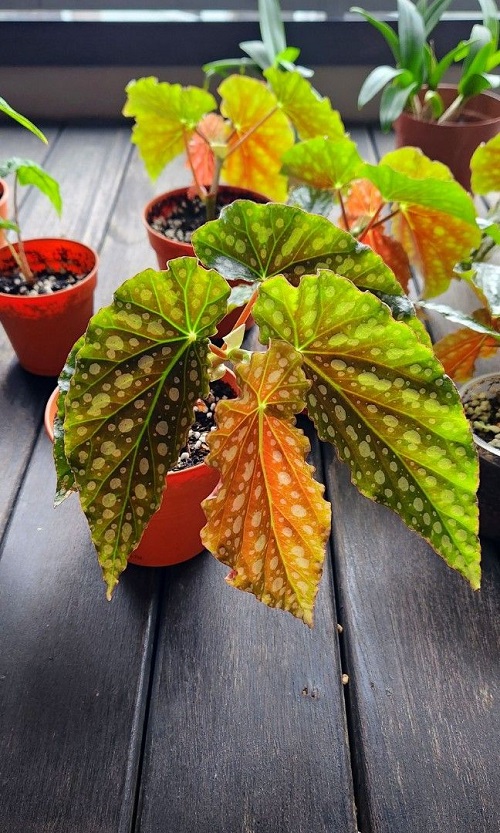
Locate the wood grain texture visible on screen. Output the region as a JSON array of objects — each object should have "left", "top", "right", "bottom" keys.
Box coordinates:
[
  {"left": 324, "top": 446, "right": 500, "bottom": 833},
  {"left": 0, "top": 432, "right": 162, "bottom": 833},
  {"left": 135, "top": 427, "right": 358, "bottom": 833}
]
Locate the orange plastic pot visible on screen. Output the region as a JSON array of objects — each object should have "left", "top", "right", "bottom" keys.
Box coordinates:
[
  {"left": 143, "top": 185, "right": 269, "bottom": 338},
  {"left": 44, "top": 370, "right": 237, "bottom": 567},
  {"left": 0, "top": 179, "right": 8, "bottom": 244},
  {"left": 0, "top": 238, "right": 98, "bottom": 376},
  {"left": 394, "top": 86, "right": 500, "bottom": 190}
]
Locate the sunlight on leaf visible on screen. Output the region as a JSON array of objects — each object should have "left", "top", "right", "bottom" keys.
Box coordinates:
[
  {"left": 201, "top": 341, "right": 331, "bottom": 625},
  {"left": 63, "top": 260, "right": 230, "bottom": 598},
  {"left": 255, "top": 272, "right": 481, "bottom": 589},
  {"left": 470, "top": 133, "right": 500, "bottom": 194},
  {"left": 193, "top": 200, "right": 404, "bottom": 297},
  {"left": 281, "top": 136, "right": 364, "bottom": 192},
  {"left": 123, "top": 77, "right": 216, "bottom": 180},
  {"left": 219, "top": 75, "right": 294, "bottom": 200},
  {"left": 265, "top": 68, "right": 346, "bottom": 140}
]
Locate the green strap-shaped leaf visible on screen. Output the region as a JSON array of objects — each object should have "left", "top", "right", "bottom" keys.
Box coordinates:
[
  {"left": 254, "top": 271, "right": 481, "bottom": 589},
  {"left": 0, "top": 157, "right": 62, "bottom": 215},
  {"left": 192, "top": 200, "right": 404, "bottom": 297},
  {"left": 264, "top": 67, "right": 346, "bottom": 140},
  {"left": 0, "top": 97, "right": 47, "bottom": 143},
  {"left": 418, "top": 298, "right": 500, "bottom": 333},
  {"left": 123, "top": 77, "right": 216, "bottom": 180},
  {"left": 281, "top": 136, "right": 365, "bottom": 193},
  {"left": 63, "top": 259, "right": 230, "bottom": 598}
]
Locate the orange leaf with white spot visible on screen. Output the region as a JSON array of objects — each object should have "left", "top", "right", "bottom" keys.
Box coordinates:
[{"left": 201, "top": 341, "right": 331, "bottom": 625}]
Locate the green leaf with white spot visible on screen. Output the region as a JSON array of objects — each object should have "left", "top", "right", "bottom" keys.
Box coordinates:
[
  {"left": 281, "top": 136, "right": 364, "bottom": 193},
  {"left": 62, "top": 259, "right": 230, "bottom": 598},
  {"left": 54, "top": 337, "right": 85, "bottom": 506},
  {"left": 254, "top": 271, "right": 481, "bottom": 589},
  {"left": 192, "top": 200, "right": 404, "bottom": 298}
]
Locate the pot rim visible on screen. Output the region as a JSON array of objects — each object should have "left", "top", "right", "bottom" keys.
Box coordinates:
[
  {"left": 44, "top": 368, "right": 238, "bottom": 481},
  {"left": 460, "top": 372, "right": 500, "bottom": 460},
  {"left": 399, "top": 85, "right": 500, "bottom": 128},
  {"left": 0, "top": 237, "right": 99, "bottom": 299}
]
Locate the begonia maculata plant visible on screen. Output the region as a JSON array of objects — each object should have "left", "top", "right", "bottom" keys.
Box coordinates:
[{"left": 54, "top": 201, "right": 481, "bottom": 625}]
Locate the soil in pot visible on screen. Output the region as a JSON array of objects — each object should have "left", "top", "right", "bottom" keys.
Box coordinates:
[
  {"left": 0, "top": 239, "right": 98, "bottom": 376},
  {"left": 461, "top": 374, "right": 500, "bottom": 541}
]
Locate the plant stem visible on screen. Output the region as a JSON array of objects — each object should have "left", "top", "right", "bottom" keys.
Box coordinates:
[
  {"left": 209, "top": 342, "right": 228, "bottom": 360},
  {"left": 224, "top": 105, "right": 279, "bottom": 159},
  {"left": 183, "top": 129, "right": 207, "bottom": 202},
  {"left": 337, "top": 190, "right": 350, "bottom": 232},
  {"left": 359, "top": 206, "right": 400, "bottom": 240},
  {"left": 438, "top": 94, "right": 464, "bottom": 125},
  {"left": 13, "top": 176, "right": 34, "bottom": 284},
  {"left": 232, "top": 286, "right": 259, "bottom": 330},
  {"left": 205, "top": 156, "right": 225, "bottom": 221}
]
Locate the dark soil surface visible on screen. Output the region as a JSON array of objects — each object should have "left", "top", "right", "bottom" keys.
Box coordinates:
[
  {"left": 148, "top": 187, "right": 268, "bottom": 244},
  {"left": 0, "top": 266, "right": 87, "bottom": 296},
  {"left": 171, "top": 378, "right": 236, "bottom": 471},
  {"left": 463, "top": 390, "right": 500, "bottom": 450}
]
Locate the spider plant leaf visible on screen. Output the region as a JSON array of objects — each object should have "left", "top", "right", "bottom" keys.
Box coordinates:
[
  {"left": 218, "top": 74, "right": 294, "bottom": 200},
  {"left": 397, "top": 0, "right": 427, "bottom": 75},
  {"left": 379, "top": 82, "right": 418, "bottom": 131},
  {"left": 192, "top": 200, "right": 405, "bottom": 298},
  {"left": 357, "top": 66, "right": 408, "bottom": 109},
  {"left": 201, "top": 341, "right": 331, "bottom": 625},
  {"left": 258, "top": 0, "right": 287, "bottom": 60},
  {"left": 123, "top": 77, "right": 216, "bottom": 180},
  {"left": 239, "top": 40, "right": 272, "bottom": 70},
  {"left": 350, "top": 7, "right": 400, "bottom": 61},
  {"left": 62, "top": 259, "right": 230, "bottom": 599},
  {"left": 264, "top": 67, "right": 346, "bottom": 140},
  {"left": 420, "top": 0, "right": 453, "bottom": 37},
  {"left": 255, "top": 272, "right": 481, "bottom": 589}
]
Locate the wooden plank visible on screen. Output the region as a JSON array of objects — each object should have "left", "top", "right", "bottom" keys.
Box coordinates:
[
  {"left": 0, "top": 125, "right": 131, "bottom": 540},
  {"left": 136, "top": 425, "right": 358, "bottom": 833},
  {"left": 324, "top": 447, "right": 500, "bottom": 833},
  {"left": 0, "top": 431, "right": 162, "bottom": 833}
]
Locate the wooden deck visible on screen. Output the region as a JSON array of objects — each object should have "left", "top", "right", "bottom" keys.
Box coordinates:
[{"left": 0, "top": 121, "right": 499, "bottom": 833}]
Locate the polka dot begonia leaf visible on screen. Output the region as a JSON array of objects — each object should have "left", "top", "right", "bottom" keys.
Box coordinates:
[
  {"left": 201, "top": 341, "right": 331, "bottom": 625},
  {"left": 364, "top": 148, "right": 481, "bottom": 298},
  {"left": 281, "top": 136, "right": 365, "bottom": 193},
  {"left": 264, "top": 68, "right": 346, "bottom": 141},
  {"left": 470, "top": 134, "right": 500, "bottom": 195},
  {"left": 53, "top": 337, "right": 84, "bottom": 506},
  {"left": 433, "top": 324, "right": 500, "bottom": 384},
  {"left": 218, "top": 75, "right": 294, "bottom": 201},
  {"left": 192, "top": 200, "right": 403, "bottom": 297},
  {"left": 123, "top": 77, "right": 216, "bottom": 181},
  {"left": 254, "top": 271, "right": 481, "bottom": 589},
  {"left": 62, "top": 260, "right": 230, "bottom": 598}
]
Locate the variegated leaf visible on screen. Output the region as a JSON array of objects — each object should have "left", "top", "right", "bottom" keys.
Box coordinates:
[
  {"left": 63, "top": 260, "right": 230, "bottom": 598},
  {"left": 281, "top": 136, "right": 364, "bottom": 192},
  {"left": 54, "top": 338, "right": 84, "bottom": 505},
  {"left": 123, "top": 77, "right": 216, "bottom": 180},
  {"left": 369, "top": 148, "right": 481, "bottom": 298},
  {"left": 265, "top": 68, "right": 346, "bottom": 140},
  {"left": 201, "top": 341, "right": 331, "bottom": 625},
  {"left": 218, "top": 74, "right": 294, "bottom": 201},
  {"left": 433, "top": 326, "right": 499, "bottom": 383},
  {"left": 470, "top": 133, "right": 500, "bottom": 194},
  {"left": 192, "top": 200, "right": 404, "bottom": 297},
  {"left": 254, "top": 272, "right": 481, "bottom": 589}
]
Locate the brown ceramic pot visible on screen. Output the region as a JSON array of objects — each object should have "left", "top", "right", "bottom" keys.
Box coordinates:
[
  {"left": 394, "top": 86, "right": 500, "bottom": 190},
  {"left": 0, "top": 238, "right": 98, "bottom": 376},
  {"left": 143, "top": 185, "right": 269, "bottom": 338}
]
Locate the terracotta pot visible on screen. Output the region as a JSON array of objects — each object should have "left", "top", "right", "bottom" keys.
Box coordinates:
[
  {"left": 394, "top": 86, "right": 500, "bottom": 190},
  {"left": 143, "top": 185, "right": 269, "bottom": 338},
  {"left": 0, "top": 179, "right": 8, "bottom": 245},
  {"left": 44, "top": 370, "right": 238, "bottom": 567},
  {"left": 0, "top": 238, "right": 98, "bottom": 376},
  {"left": 460, "top": 373, "right": 500, "bottom": 541}
]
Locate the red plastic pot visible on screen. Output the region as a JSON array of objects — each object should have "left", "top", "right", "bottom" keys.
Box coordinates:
[
  {"left": 143, "top": 185, "right": 269, "bottom": 337},
  {"left": 0, "top": 179, "right": 8, "bottom": 245},
  {"left": 44, "top": 369, "right": 238, "bottom": 567},
  {"left": 394, "top": 86, "right": 500, "bottom": 191},
  {"left": 0, "top": 238, "right": 98, "bottom": 376}
]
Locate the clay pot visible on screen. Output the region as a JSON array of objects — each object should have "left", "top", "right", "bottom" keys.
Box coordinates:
[
  {"left": 44, "top": 370, "right": 238, "bottom": 567},
  {"left": 460, "top": 373, "right": 500, "bottom": 541},
  {"left": 143, "top": 185, "right": 269, "bottom": 337},
  {"left": 0, "top": 238, "right": 98, "bottom": 376},
  {"left": 394, "top": 86, "right": 500, "bottom": 190},
  {"left": 0, "top": 179, "right": 8, "bottom": 245}
]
